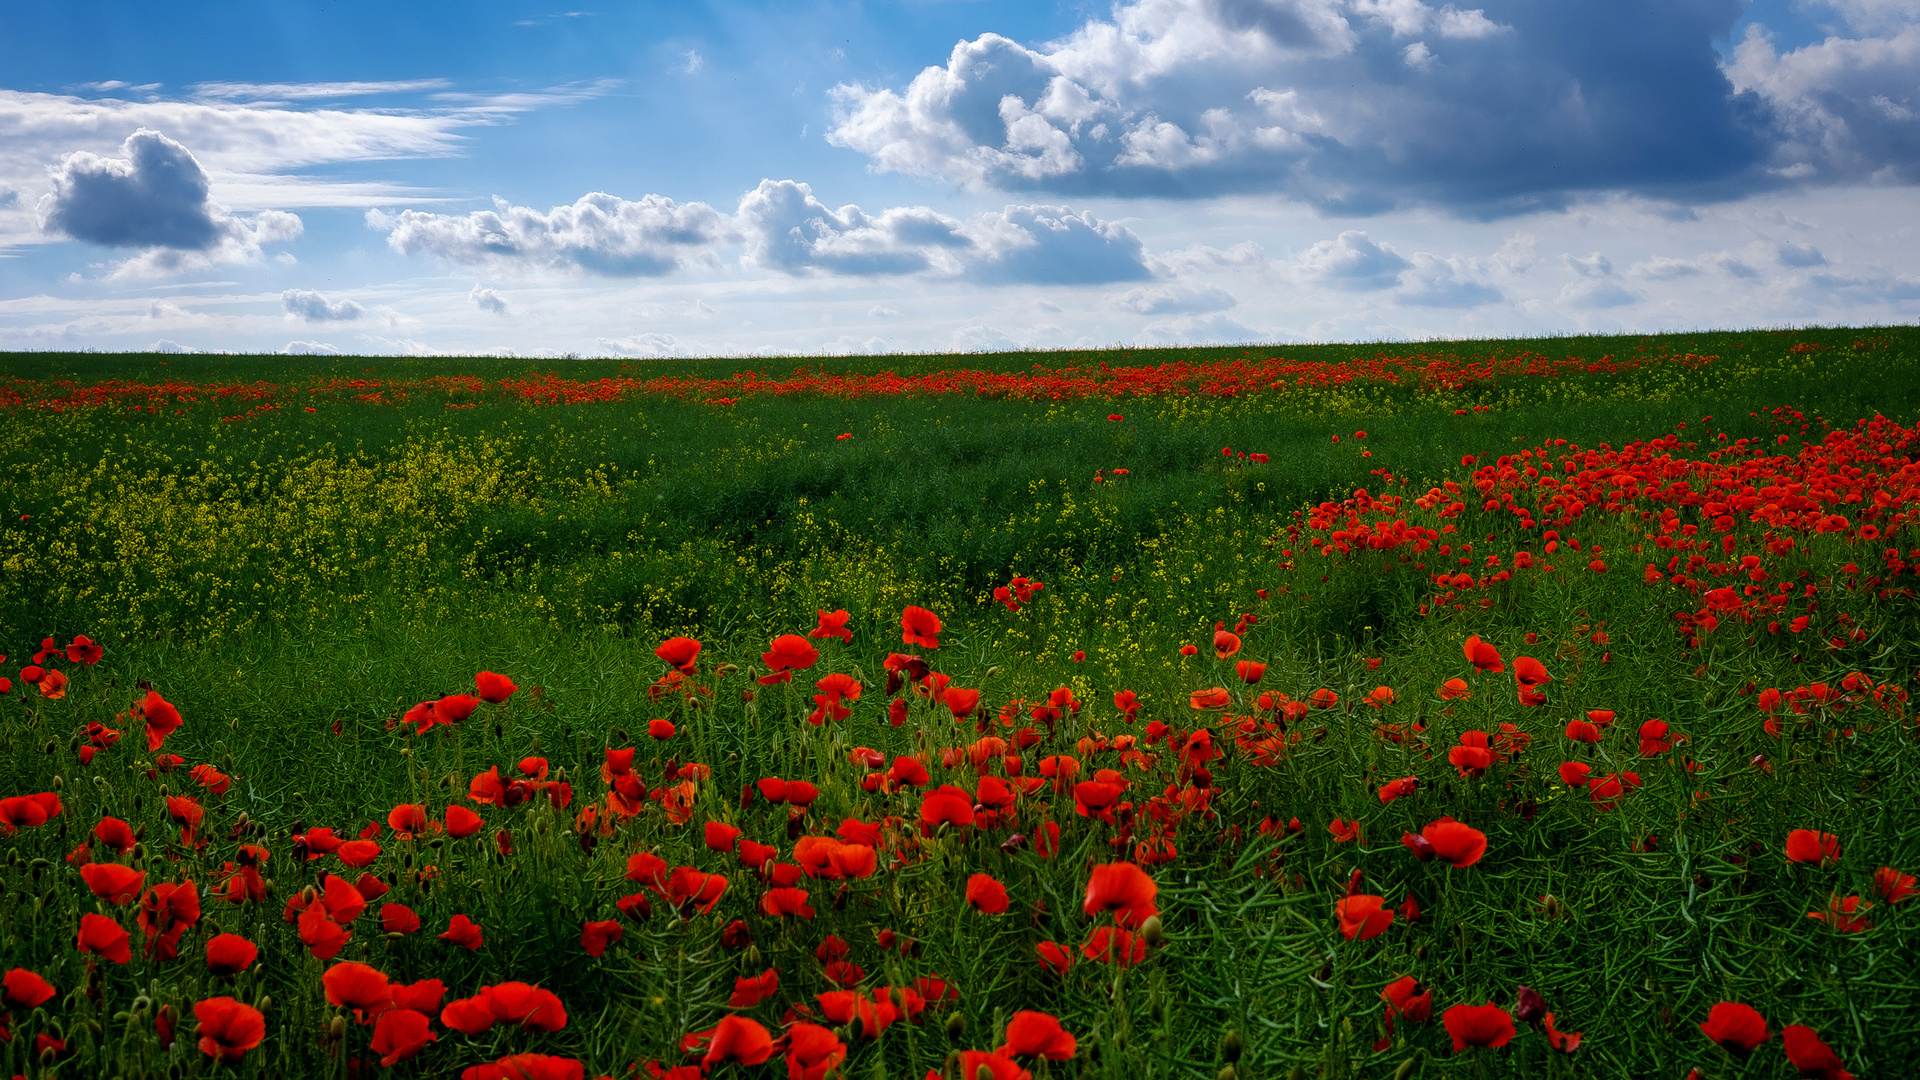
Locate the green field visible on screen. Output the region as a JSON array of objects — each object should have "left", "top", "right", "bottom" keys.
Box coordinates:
[{"left": 1, "top": 326, "right": 1916, "bottom": 1079}]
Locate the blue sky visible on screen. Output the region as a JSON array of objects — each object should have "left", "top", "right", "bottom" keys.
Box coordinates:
[{"left": 1, "top": 0, "right": 1916, "bottom": 356}]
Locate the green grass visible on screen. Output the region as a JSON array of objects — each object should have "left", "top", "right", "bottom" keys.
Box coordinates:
[{"left": 0, "top": 326, "right": 1916, "bottom": 1079}]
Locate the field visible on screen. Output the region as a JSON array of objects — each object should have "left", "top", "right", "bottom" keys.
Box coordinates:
[{"left": 1, "top": 326, "right": 1918, "bottom": 1079}]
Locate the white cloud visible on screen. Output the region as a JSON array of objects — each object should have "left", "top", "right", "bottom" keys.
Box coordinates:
[
  {"left": 469, "top": 286, "right": 509, "bottom": 314},
  {"left": 1109, "top": 282, "right": 1237, "bottom": 314},
  {"left": 598, "top": 332, "right": 684, "bottom": 357},
  {"left": 1726, "top": 21, "right": 1920, "bottom": 184},
  {"left": 189, "top": 79, "right": 453, "bottom": 101},
  {"left": 282, "top": 339, "right": 340, "bottom": 355},
  {"left": 824, "top": 0, "right": 1775, "bottom": 211},
  {"left": 282, "top": 289, "right": 363, "bottom": 322},
  {"left": 371, "top": 193, "right": 731, "bottom": 276},
  {"left": 1295, "top": 230, "right": 1408, "bottom": 289},
  {"left": 1397, "top": 252, "right": 1501, "bottom": 307}
]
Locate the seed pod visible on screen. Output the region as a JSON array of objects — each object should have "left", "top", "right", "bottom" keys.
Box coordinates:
[
  {"left": 1220, "top": 1031, "right": 1244, "bottom": 1063},
  {"left": 944, "top": 1012, "right": 965, "bottom": 1040},
  {"left": 1216, "top": 1067, "right": 1238, "bottom": 1080},
  {"left": 1140, "top": 914, "right": 1166, "bottom": 948}
]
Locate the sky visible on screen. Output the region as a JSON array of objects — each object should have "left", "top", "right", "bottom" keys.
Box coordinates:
[{"left": 0, "top": 0, "right": 1916, "bottom": 358}]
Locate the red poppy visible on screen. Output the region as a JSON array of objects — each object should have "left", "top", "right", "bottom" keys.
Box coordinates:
[
  {"left": 381, "top": 902, "right": 421, "bottom": 935},
  {"left": 786, "top": 1021, "right": 847, "bottom": 1080},
  {"left": 1782, "top": 1024, "right": 1853, "bottom": 1080},
  {"left": 810, "top": 609, "right": 853, "bottom": 643},
  {"left": 1874, "top": 865, "right": 1916, "bottom": 904},
  {"left": 475, "top": 671, "right": 517, "bottom": 703},
  {"left": 193, "top": 997, "right": 265, "bottom": 1063},
  {"left": 654, "top": 636, "right": 702, "bottom": 673},
  {"left": 1213, "top": 630, "right": 1242, "bottom": 658},
  {"left": 92, "top": 816, "right": 137, "bottom": 853},
  {"left": 1564, "top": 719, "right": 1602, "bottom": 744},
  {"left": 760, "top": 887, "right": 815, "bottom": 919},
  {"left": 1638, "top": 718, "right": 1674, "bottom": 756},
  {"left": 1543, "top": 1013, "right": 1582, "bottom": 1053},
  {"left": 699, "top": 1015, "right": 775, "bottom": 1069},
  {"left": 1463, "top": 635, "right": 1504, "bottom": 673},
  {"left": 1512, "top": 656, "right": 1550, "bottom": 704},
  {"left": 1189, "top": 686, "right": 1232, "bottom": 710},
  {"left": 298, "top": 904, "right": 350, "bottom": 958},
  {"left": 1785, "top": 829, "right": 1842, "bottom": 868},
  {"left": 1002, "top": 1010, "right": 1077, "bottom": 1060},
  {"left": 1443, "top": 1003, "right": 1515, "bottom": 1052},
  {"left": 1420, "top": 819, "right": 1489, "bottom": 868},
  {"left": 900, "top": 606, "right": 943, "bottom": 648},
  {"left": 920, "top": 785, "right": 976, "bottom": 830},
  {"left": 966, "top": 873, "right": 1010, "bottom": 914},
  {"left": 1036, "top": 940, "right": 1072, "bottom": 975},
  {"left": 67, "top": 634, "right": 103, "bottom": 665},
  {"left": 760, "top": 634, "right": 820, "bottom": 682},
  {"left": 727, "top": 968, "right": 780, "bottom": 1008},
  {"left": 3, "top": 968, "right": 54, "bottom": 1009},
  {"left": 322, "top": 961, "right": 393, "bottom": 1018},
  {"left": 139, "top": 690, "right": 183, "bottom": 751},
  {"left": 580, "top": 919, "right": 624, "bottom": 957},
  {"left": 1378, "top": 777, "right": 1418, "bottom": 803},
  {"left": 1587, "top": 771, "right": 1641, "bottom": 810},
  {"left": 460, "top": 1053, "right": 585, "bottom": 1080},
  {"left": 205, "top": 933, "right": 258, "bottom": 977},
  {"left": 1329, "top": 818, "right": 1363, "bottom": 844},
  {"left": 1081, "top": 926, "right": 1147, "bottom": 967},
  {"left": 1083, "top": 862, "right": 1158, "bottom": 928},
  {"left": 440, "top": 914, "right": 484, "bottom": 950},
  {"left": 1806, "top": 894, "right": 1872, "bottom": 932},
  {"left": 1699, "top": 1001, "right": 1769, "bottom": 1054},
  {"left": 371, "top": 1008, "right": 437, "bottom": 1066},
  {"left": 337, "top": 838, "right": 381, "bottom": 867},
  {"left": 138, "top": 881, "right": 201, "bottom": 959},
  {"left": 437, "top": 693, "right": 481, "bottom": 723},
  {"left": 665, "top": 866, "right": 728, "bottom": 914},
  {"left": 1336, "top": 894, "right": 1394, "bottom": 940},
  {"left": 77, "top": 912, "right": 132, "bottom": 964},
  {"left": 1437, "top": 677, "right": 1472, "bottom": 700},
  {"left": 1381, "top": 976, "right": 1432, "bottom": 1022},
  {"left": 943, "top": 686, "right": 981, "bottom": 719},
  {"left": 486, "top": 983, "right": 569, "bottom": 1032},
  {"left": 82, "top": 862, "right": 146, "bottom": 905},
  {"left": 1448, "top": 732, "right": 1493, "bottom": 778}
]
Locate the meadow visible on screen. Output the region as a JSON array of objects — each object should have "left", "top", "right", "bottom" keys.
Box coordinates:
[{"left": 1, "top": 326, "right": 1917, "bottom": 1079}]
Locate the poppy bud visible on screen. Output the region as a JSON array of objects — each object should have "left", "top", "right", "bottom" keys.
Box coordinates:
[
  {"left": 1220, "top": 1031, "right": 1243, "bottom": 1062},
  {"left": 1000, "top": 833, "right": 1027, "bottom": 854},
  {"left": 256, "top": 994, "right": 271, "bottom": 1013},
  {"left": 945, "top": 1012, "right": 965, "bottom": 1040},
  {"left": 329, "top": 1014, "right": 348, "bottom": 1042},
  {"left": 1391, "top": 1059, "right": 1418, "bottom": 1080},
  {"left": 1217, "top": 1068, "right": 1238, "bottom": 1080},
  {"left": 1140, "top": 915, "right": 1166, "bottom": 948},
  {"left": 51, "top": 775, "right": 62, "bottom": 790},
  {"left": 1515, "top": 985, "right": 1546, "bottom": 1023}
]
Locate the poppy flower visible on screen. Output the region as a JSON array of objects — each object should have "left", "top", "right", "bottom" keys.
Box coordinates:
[
  {"left": 205, "top": 933, "right": 258, "bottom": 977},
  {"left": 810, "top": 609, "right": 854, "bottom": 643},
  {"left": 441, "top": 914, "right": 484, "bottom": 950},
  {"left": 1512, "top": 656, "right": 1550, "bottom": 705},
  {"left": 1336, "top": 894, "right": 1394, "bottom": 940},
  {"left": 67, "top": 634, "right": 103, "bottom": 665},
  {"left": 1448, "top": 733, "right": 1493, "bottom": 778},
  {"left": 920, "top": 785, "right": 976, "bottom": 830},
  {"left": 82, "top": 862, "right": 146, "bottom": 905},
  {"left": 460, "top": 1053, "right": 585, "bottom": 1080},
  {"left": 1378, "top": 777, "right": 1418, "bottom": 803},
  {"left": 1003, "top": 1011, "right": 1076, "bottom": 1060},
  {"left": 760, "top": 633, "right": 820, "bottom": 678},
  {"left": 193, "top": 996, "right": 265, "bottom": 1063},
  {"left": 1081, "top": 926, "right": 1147, "bottom": 967},
  {"left": 1564, "top": 719, "right": 1602, "bottom": 744},
  {"left": 484, "top": 983, "right": 569, "bottom": 1032},
  {"left": 726, "top": 968, "right": 780, "bottom": 1008},
  {"left": 1213, "top": 630, "right": 1242, "bottom": 658},
  {"left": 1328, "top": 817, "right": 1363, "bottom": 844},
  {"left": 1438, "top": 677, "right": 1472, "bottom": 700},
  {"left": 77, "top": 912, "right": 132, "bottom": 964},
  {"left": 654, "top": 636, "right": 702, "bottom": 673},
  {"left": 323, "top": 961, "right": 393, "bottom": 1019},
  {"left": 371, "top": 1008, "right": 437, "bottom": 1066},
  {"left": 1806, "top": 894, "right": 1872, "bottom": 932},
  {"left": 3, "top": 968, "right": 54, "bottom": 1010},
  {"left": 1083, "top": 862, "right": 1159, "bottom": 928},
  {"left": 1874, "top": 865, "right": 1916, "bottom": 904},
  {"left": 1699, "top": 1001, "right": 1769, "bottom": 1054},
  {"left": 581, "top": 919, "right": 624, "bottom": 957},
  {"left": 942, "top": 686, "right": 981, "bottom": 720},
  {"left": 1463, "top": 635, "right": 1504, "bottom": 674},
  {"left": 786, "top": 1021, "right": 847, "bottom": 1080},
  {"left": 1381, "top": 976, "right": 1432, "bottom": 1022},
  {"left": 1233, "top": 660, "right": 1266, "bottom": 684},
  {"left": 1782, "top": 1024, "right": 1853, "bottom": 1080},
  {"left": 1558, "top": 761, "right": 1592, "bottom": 787},
  {"left": 1442, "top": 1003, "right": 1515, "bottom": 1052},
  {"left": 966, "top": 873, "right": 1010, "bottom": 914},
  {"left": 138, "top": 881, "right": 201, "bottom": 959},
  {"left": 299, "top": 905, "right": 351, "bottom": 958},
  {"left": 337, "top": 838, "right": 381, "bottom": 867},
  {"left": 900, "top": 606, "right": 943, "bottom": 648},
  {"left": 439, "top": 804, "right": 483, "bottom": 839},
  {"left": 1785, "top": 829, "right": 1842, "bottom": 868},
  {"left": 1638, "top": 718, "right": 1674, "bottom": 756},
  {"left": 381, "top": 903, "right": 421, "bottom": 935},
  {"left": 1036, "top": 941, "right": 1073, "bottom": 975},
  {"left": 699, "top": 1015, "right": 776, "bottom": 1069},
  {"left": 1543, "top": 1013, "right": 1582, "bottom": 1053},
  {"left": 1189, "top": 686, "right": 1231, "bottom": 710},
  {"left": 139, "top": 690, "right": 183, "bottom": 751},
  {"left": 475, "top": 671, "right": 517, "bottom": 703},
  {"left": 1587, "top": 771, "right": 1641, "bottom": 810},
  {"left": 1420, "top": 819, "right": 1489, "bottom": 868},
  {"left": 93, "top": 816, "right": 137, "bottom": 853}
]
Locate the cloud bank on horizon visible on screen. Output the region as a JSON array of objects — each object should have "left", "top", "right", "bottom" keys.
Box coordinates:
[{"left": 0, "top": 0, "right": 1916, "bottom": 356}]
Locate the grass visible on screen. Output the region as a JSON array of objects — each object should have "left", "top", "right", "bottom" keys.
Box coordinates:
[{"left": 0, "top": 325, "right": 1916, "bottom": 1079}]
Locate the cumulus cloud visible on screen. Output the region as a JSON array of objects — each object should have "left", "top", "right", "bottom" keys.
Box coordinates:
[
  {"left": 282, "top": 288, "right": 363, "bottom": 322},
  {"left": 469, "top": 286, "right": 509, "bottom": 314},
  {"left": 598, "top": 332, "right": 684, "bottom": 357},
  {"left": 1295, "top": 230, "right": 1409, "bottom": 289},
  {"left": 1110, "top": 282, "right": 1238, "bottom": 314},
  {"left": 371, "top": 193, "right": 731, "bottom": 276},
  {"left": 1726, "top": 15, "right": 1920, "bottom": 184},
  {"left": 281, "top": 340, "right": 341, "bottom": 355},
  {"left": 825, "top": 0, "right": 1786, "bottom": 212},
  {"left": 35, "top": 129, "right": 304, "bottom": 276},
  {"left": 1396, "top": 252, "right": 1501, "bottom": 307},
  {"left": 1558, "top": 251, "right": 1640, "bottom": 308}
]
